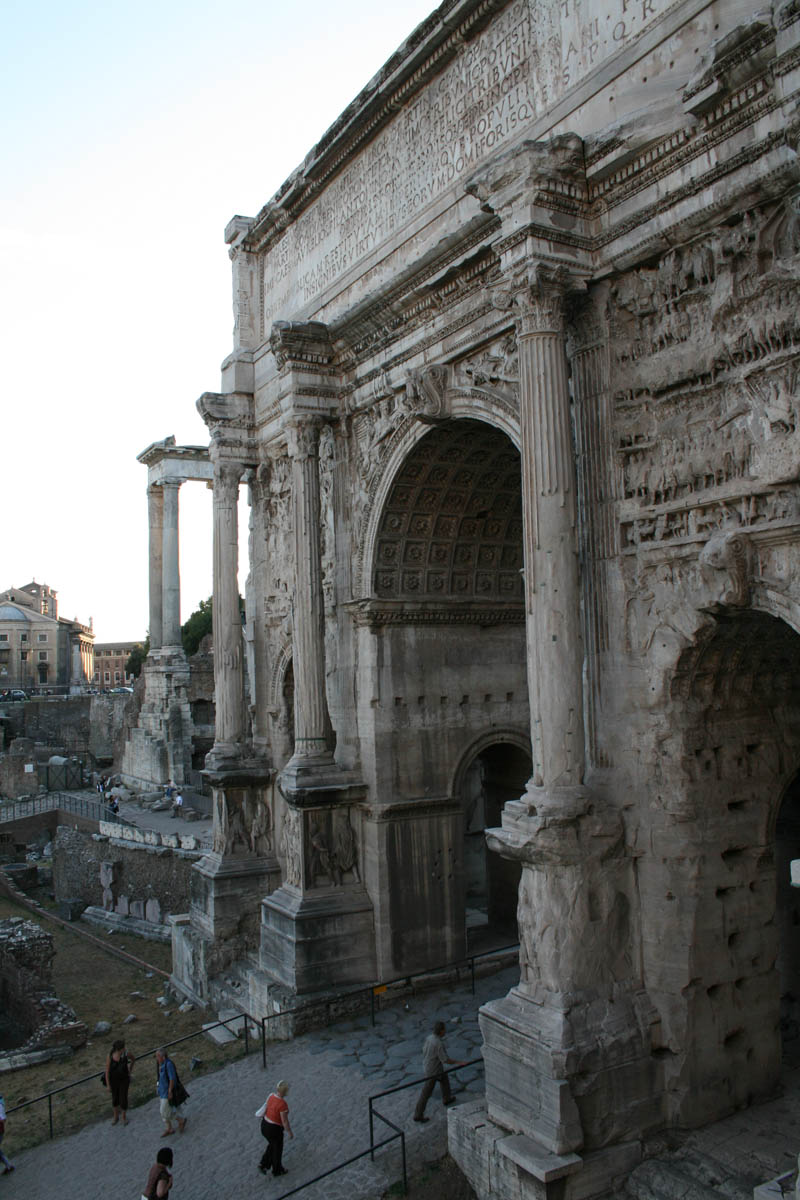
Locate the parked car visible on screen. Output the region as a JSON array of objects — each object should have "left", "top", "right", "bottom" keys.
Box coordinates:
[
  {"left": 110, "top": 686, "right": 134, "bottom": 694},
  {"left": 0, "top": 689, "right": 28, "bottom": 701}
]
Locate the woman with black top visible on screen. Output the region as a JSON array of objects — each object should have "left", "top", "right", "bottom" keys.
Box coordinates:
[{"left": 105, "top": 1038, "right": 135, "bottom": 1125}]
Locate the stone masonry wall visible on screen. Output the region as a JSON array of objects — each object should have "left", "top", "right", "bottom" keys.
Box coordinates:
[
  {"left": 13, "top": 695, "right": 130, "bottom": 763},
  {"left": 0, "top": 917, "right": 87, "bottom": 1050},
  {"left": 53, "top": 825, "right": 202, "bottom": 924}
]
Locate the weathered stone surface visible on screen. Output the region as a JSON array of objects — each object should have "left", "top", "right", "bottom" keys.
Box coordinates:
[{"left": 136, "top": 2, "right": 800, "bottom": 1197}]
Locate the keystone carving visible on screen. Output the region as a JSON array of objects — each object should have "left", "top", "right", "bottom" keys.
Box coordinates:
[
  {"left": 699, "top": 529, "right": 752, "bottom": 610},
  {"left": 404, "top": 364, "right": 451, "bottom": 423}
]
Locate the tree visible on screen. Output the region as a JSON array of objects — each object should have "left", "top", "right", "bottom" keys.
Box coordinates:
[
  {"left": 181, "top": 597, "right": 213, "bottom": 657},
  {"left": 125, "top": 638, "right": 149, "bottom": 679}
]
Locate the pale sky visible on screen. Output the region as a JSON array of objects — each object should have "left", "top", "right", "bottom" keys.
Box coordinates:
[{"left": 2, "top": 0, "right": 436, "bottom": 642}]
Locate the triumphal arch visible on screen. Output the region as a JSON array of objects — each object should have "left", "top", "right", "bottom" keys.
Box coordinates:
[{"left": 163, "top": 1, "right": 800, "bottom": 1195}]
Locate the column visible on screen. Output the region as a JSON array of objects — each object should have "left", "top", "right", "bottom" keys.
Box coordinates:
[
  {"left": 161, "top": 478, "right": 181, "bottom": 649},
  {"left": 286, "top": 419, "right": 332, "bottom": 765},
  {"left": 210, "top": 456, "right": 245, "bottom": 756},
  {"left": 70, "top": 637, "right": 82, "bottom": 685},
  {"left": 147, "top": 484, "right": 164, "bottom": 650},
  {"left": 516, "top": 273, "right": 585, "bottom": 803}
]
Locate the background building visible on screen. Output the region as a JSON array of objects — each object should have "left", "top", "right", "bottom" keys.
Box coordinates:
[
  {"left": 0, "top": 582, "right": 94, "bottom": 692},
  {"left": 93, "top": 642, "right": 138, "bottom": 690}
]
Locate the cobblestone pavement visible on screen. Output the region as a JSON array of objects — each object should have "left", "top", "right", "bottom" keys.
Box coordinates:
[
  {"left": 4, "top": 956, "right": 800, "bottom": 1200},
  {"left": 1, "top": 965, "right": 515, "bottom": 1200}
]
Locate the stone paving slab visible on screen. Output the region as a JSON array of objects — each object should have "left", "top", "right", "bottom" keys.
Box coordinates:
[
  {"left": 0, "top": 966, "right": 517, "bottom": 1200},
  {"left": 5, "top": 958, "right": 800, "bottom": 1200}
]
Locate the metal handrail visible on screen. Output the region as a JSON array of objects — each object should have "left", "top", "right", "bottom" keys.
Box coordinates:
[
  {"left": 0, "top": 791, "right": 124, "bottom": 826},
  {"left": 368, "top": 1057, "right": 484, "bottom": 1158},
  {"left": 258, "top": 941, "right": 518, "bottom": 1068},
  {"left": 6, "top": 1010, "right": 261, "bottom": 1139},
  {"left": 274, "top": 1127, "right": 407, "bottom": 1199},
  {"left": 7, "top": 933, "right": 512, "bottom": 1143}
]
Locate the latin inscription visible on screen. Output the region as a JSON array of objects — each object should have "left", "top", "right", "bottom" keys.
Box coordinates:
[
  {"left": 558, "top": 0, "right": 662, "bottom": 88},
  {"left": 260, "top": 0, "right": 666, "bottom": 325},
  {"left": 262, "top": 1, "right": 537, "bottom": 324}
]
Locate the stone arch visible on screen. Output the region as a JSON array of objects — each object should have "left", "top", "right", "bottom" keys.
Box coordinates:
[
  {"left": 652, "top": 607, "right": 800, "bottom": 1127},
  {"left": 364, "top": 416, "right": 524, "bottom": 605},
  {"left": 355, "top": 392, "right": 520, "bottom": 599},
  {"left": 452, "top": 730, "right": 531, "bottom": 949},
  {"left": 268, "top": 640, "right": 294, "bottom": 766}
]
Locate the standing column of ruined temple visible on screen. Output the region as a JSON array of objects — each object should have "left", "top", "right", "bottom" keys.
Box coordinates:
[
  {"left": 161, "top": 478, "right": 182, "bottom": 649},
  {"left": 147, "top": 483, "right": 164, "bottom": 650},
  {"left": 286, "top": 418, "right": 332, "bottom": 765},
  {"left": 209, "top": 451, "right": 246, "bottom": 759},
  {"left": 516, "top": 273, "right": 585, "bottom": 802}
]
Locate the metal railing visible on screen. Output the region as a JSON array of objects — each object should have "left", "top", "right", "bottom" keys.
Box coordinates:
[
  {"left": 0, "top": 792, "right": 124, "bottom": 825},
  {"left": 7, "top": 939, "right": 513, "bottom": 1156},
  {"left": 368, "top": 1058, "right": 483, "bottom": 1159},
  {"left": 274, "top": 1127, "right": 407, "bottom": 1199},
  {"left": 258, "top": 941, "right": 518, "bottom": 1068},
  {"left": 6, "top": 1011, "right": 261, "bottom": 1140}
]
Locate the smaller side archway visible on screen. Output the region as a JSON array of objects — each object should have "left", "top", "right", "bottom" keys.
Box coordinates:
[{"left": 455, "top": 734, "right": 531, "bottom": 951}]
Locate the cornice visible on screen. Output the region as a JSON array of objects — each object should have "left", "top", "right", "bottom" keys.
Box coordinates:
[
  {"left": 243, "top": 0, "right": 513, "bottom": 255},
  {"left": 347, "top": 598, "right": 525, "bottom": 628}
]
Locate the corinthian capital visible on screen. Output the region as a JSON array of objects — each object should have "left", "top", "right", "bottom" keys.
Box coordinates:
[
  {"left": 211, "top": 454, "right": 243, "bottom": 501},
  {"left": 286, "top": 420, "right": 322, "bottom": 462},
  {"left": 492, "top": 264, "right": 584, "bottom": 337}
]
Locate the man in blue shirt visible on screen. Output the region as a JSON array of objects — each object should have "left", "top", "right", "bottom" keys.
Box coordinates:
[{"left": 155, "top": 1048, "right": 186, "bottom": 1136}]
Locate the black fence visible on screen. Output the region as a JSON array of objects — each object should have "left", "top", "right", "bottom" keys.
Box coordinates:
[{"left": 0, "top": 792, "right": 123, "bottom": 825}]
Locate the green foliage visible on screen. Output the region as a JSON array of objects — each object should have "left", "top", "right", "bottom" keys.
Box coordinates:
[
  {"left": 181, "top": 596, "right": 213, "bottom": 656},
  {"left": 125, "top": 638, "right": 149, "bottom": 678}
]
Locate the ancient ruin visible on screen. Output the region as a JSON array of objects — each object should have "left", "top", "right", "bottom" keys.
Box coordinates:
[
  {"left": 121, "top": 438, "right": 214, "bottom": 793},
  {"left": 0, "top": 918, "right": 87, "bottom": 1065},
  {"left": 138, "top": 2, "right": 800, "bottom": 1195}
]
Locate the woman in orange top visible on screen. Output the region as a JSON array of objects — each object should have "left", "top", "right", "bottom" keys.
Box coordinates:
[{"left": 257, "top": 1080, "right": 293, "bottom": 1177}]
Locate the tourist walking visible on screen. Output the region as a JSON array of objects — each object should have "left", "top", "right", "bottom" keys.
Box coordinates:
[
  {"left": 413, "top": 1020, "right": 465, "bottom": 1122},
  {"left": 256, "top": 1080, "right": 293, "bottom": 1177},
  {"left": 155, "top": 1049, "right": 187, "bottom": 1136},
  {"left": 105, "top": 1037, "right": 135, "bottom": 1124},
  {"left": 0, "top": 1094, "right": 14, "bottom": 1175},
  {"left": 141, "top": 1146, "right": 173, "bottom": 1198}
]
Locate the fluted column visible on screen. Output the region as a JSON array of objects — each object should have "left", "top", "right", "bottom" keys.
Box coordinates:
[
  {"left": 210, "top": 456, "right": 246, "bottom": 756},
  {"left": 516, "top": 276, "right": 585, "bottom": 801},
  {"left": 161, "top": 478, "right": 182, "bottom": 649},
  {"left": 287, "top": 420, "right": 332, "bottom": 764},
  {"left": 147, "top": 484, "right": 164, "bottom": 650}
]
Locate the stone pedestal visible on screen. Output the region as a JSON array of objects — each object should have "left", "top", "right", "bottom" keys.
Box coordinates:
[
  {"left": 453, "top": 794, "right": 662, "bottom": 1197},
  {"left": 259, "top": 885, "right": 375, "bottom": 994},
  {"left": 259, "top": 775, "right": 375, "bottom": 995},
  {"left": 171, "top": 767, "right": 281, "bottom": 1003}
]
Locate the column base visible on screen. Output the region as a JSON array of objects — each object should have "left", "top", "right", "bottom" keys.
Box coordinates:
[
  {"left": 259, "top": 884, "right": 376, "bottom": 993},
  {"left": 450, "top": 1099, "right": 643, "bottom": 1200},
  {"left": 190, "top": 851, "right": 281, "bottom": 944},
  {"left": 479, "top": 983, "right": 662, "bottom": 1156}
]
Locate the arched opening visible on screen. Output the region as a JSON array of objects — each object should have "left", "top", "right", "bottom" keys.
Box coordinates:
[
  {"left": 461, "top": 741, "right": 529, "bottom": 951},
  {"left": 367, "top": 417, "right": 528, "bottom": 974},
  {"left": 776, "top": 769, "right": 800, "bottom": 1062},
  {"left": 663, "top": 609, "right": 800, "bottom": 1123}
]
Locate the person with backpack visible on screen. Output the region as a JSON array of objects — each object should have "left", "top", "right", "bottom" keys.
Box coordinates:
[{"left": 155, "top": 1048, "right": 187, "bottom": 1136}]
